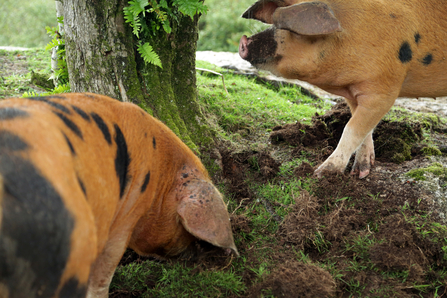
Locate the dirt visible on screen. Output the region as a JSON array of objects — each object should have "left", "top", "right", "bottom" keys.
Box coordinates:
[
  {"left": 225, "top": 103, "right": 447, "bottom": 297},
  {"left": 2, "top": 49, "right": 446, "bottom": 297},
  {"left": 112, "top": 102, "right": 447, "bottom": 297}
]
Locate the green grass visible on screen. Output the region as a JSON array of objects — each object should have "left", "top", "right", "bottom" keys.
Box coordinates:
[
  {"left": 0, "top": 48, "right": 52, "bottom": 99},
  {"left": 196, "top": 60, "right": 332, "bottom": 150},
  {"left": 0, "top": 0, "right": 56, "bottom": 48},
  {"left": 111, "top": 261, "right": 246, "bottom": 297},
  {"left": 406, "top": 162, "right": 447, "bottom": 182},
  {"left": 1, "top": 48, "right": 446, "bottom": 297}
]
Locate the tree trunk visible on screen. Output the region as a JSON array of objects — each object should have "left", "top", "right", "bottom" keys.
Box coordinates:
[{"left": 58, "top": 0, "right": 210, "bottom": 150}]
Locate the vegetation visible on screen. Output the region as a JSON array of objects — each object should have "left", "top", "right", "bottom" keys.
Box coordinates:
[
  {"left": 1, "top": 2, "right": 447, "bottom": 296},
  {"left": 124, "top": 0, "right": 208, "bottom": 67},
  {"left": 1, "top": 46, "right": 447, "bottom": 298},
  {"left": 197, "top": 0, "right": 269, "bottom": 52},
  {"left": 407, "top": 162, "right": 447, "bottom": 181},
  {"left": 0, "top": 0, "right": 56, "bottom": 48},
  {"left": 3, "top": 0, "right": 261, "bottom": 53}
]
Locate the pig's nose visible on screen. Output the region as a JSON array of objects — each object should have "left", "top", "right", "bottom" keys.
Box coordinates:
[{"left": 239, "top": 35, "right": 250, "bottom": 59}]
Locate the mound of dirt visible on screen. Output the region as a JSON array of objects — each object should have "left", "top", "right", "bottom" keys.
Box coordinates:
[
  {"left": 247, "top": 261, "right": 336, "bottom": 298},
  {"left": 112, "top": 99, "right": 447, "bottom": 298},
  {"left": 269, "top": 102, "right": 427, "bottom": 165},
  {"left": 275, "top": 170, "right": 446, "bottom": 296},
  {"left": 220, "top": 149, "right": 280, "bottom": 200}
]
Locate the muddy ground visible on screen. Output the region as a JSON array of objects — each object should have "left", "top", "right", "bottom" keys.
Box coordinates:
[
  {"left": 2, "top": 49, "right": 446, "bottom": 297},
  {"left": 222, "top": 103, "right": 447, "bottom": 297},
  {"left": 114, "top": 102, "right": 447, "bottom": 297}
]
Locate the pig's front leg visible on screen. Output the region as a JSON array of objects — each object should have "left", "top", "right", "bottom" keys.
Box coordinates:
[
  {"left": 314, "top": 123, "right": 371, "bottom": 177},
  {"left": 87, "top": 230, "right": 129, "bottom": 298},
  {"left": 314, "top": 93, "right": 395, "bottom": 179}
]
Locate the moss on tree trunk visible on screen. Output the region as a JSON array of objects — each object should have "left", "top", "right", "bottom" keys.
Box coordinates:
[{"left": 60, "top": 0, "right": 211, "bottom": 151}]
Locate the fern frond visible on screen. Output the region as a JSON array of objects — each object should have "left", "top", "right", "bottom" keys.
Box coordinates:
[
  {"left": 45, "top": 38, "right": 65, "bottom": 51},
  {"left": 162, "top": 20, "right": 172, "bottom": 34},
  {"left": 129, "top": 0, "right": 149, "bottom": 15},
  {"left": 124, "top": 7, "right": 143, "bottom": 37},
  {"left": 137, "top": 43, "right": 163, "bottom": 68},
  {"left": 173, "top": 0, "right": 208, "bottom": 19}
]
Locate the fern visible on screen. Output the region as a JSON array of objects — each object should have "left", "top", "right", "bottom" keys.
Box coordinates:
[
  {"left": 45, "top": 37, "right": 64, "bottom": 51},
  {"left": 22, "top": 83, "right": 71, "bottom": 98},
  {"left": 124, "top": 0, "right": 207, "bottom": 68},
  {"left": 174, "top": 0, "right": 208, "bottom": 19},
  {"left": 137, "top": 43, "right": 162, "bottom": 68},
  {"left": 44, "top": 17, "right": 69, "bottom": 88},
  {"left": 123, "top": 9, "right": 142, "bottom": 37}
]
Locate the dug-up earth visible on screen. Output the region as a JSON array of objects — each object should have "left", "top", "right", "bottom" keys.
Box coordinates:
[
  {"left": 2, "top": 48, "right": 447, "bottom": 297},
  {"left": 216, "top": 102, "right": 447, "bottom": 297},
  {"left": 116, "top": 103, "right": 447, "bottom": 296},
  {"left": 193, "top": 53, "right": 447, "bottom": 298}
]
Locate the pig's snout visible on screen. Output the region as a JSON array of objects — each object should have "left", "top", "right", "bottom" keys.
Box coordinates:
[
  {"left": 238, "top": 29, "right": 277, "bottom": 65},
  {"left": 239, "top": 35, "right": 251, "bottom": 59}
]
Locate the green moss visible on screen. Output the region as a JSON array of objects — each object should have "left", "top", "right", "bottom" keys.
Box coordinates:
[
  {"left": 386, "top": 107, "right": 441, "bottom": 130},
  {"left": 388, "top": 139, "right": 412, "bottom": 164},
  {"left": 406, "top": 162, "right": 447, "bottom": 181},
  {"left": 30, "top": 71, "right": 54, "bottom": 90},
  {"left": 421, "top": 146, "right": 442, "bottom": 156}
]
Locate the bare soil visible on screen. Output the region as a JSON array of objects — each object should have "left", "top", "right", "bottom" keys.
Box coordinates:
[
  {"left": 2, "top": 49, "right": 446, "bottom": 297},
  {"left": 115, "top": 102, "right": 447, "bottom": 297}
]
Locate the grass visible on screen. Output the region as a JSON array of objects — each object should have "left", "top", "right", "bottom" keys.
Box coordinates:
[
  {"left": 111, "top": 261, "right": 246, "bottom": 297},
  {"left": 406, "top": 162, "right": 447, "bottom": 181},
  {"left": 1, "top": 48, "right": 446, "bottom": 297},
  {"left": 0, "top": 0, "right": 56, "bottom": 48},
  {"left": 0, "top": 48, "right": 52, "bottom": 99},
  {"left": 196, "top": 60, "right": 331, "bottom": 151}
]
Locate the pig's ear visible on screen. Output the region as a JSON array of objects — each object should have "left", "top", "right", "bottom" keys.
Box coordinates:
[
  {"left": 242, "top": 0, "right": 284, "bottom": 23},
  {"left": 273, "top": 2, "right": 342, "bottom": 35},
  {"left": 177, "top": 179, "right": 239, "bottom": 255}
]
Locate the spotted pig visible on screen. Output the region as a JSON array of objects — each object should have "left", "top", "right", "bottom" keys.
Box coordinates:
[
  {"left": 0, "top": 93, "right": 238, "bottom": 298},
  {"left": 239, "top": 0, "right": 447, "bottom": 178}
]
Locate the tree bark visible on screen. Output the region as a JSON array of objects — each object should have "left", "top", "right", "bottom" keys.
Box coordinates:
[{"left": 58, "top": 0, "right": 210, "bottom": 150}]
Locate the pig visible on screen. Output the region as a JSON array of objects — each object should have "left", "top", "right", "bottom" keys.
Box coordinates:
[{"left": 239, "top": 0, "right": 447, "bottom": 178}]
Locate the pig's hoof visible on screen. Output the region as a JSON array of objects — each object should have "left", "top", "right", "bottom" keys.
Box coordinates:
[
  {"left": 350, "top": 168, "right": 370, "bottom": 179},
  {"left": 351, "top": 155, "right": 374, "bottom": 179},
  {"left": 314, "top": 162, "right": 339, "bottom": 178}
]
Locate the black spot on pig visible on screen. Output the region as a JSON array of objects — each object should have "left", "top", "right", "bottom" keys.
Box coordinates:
[
  {"left": 59, "top": 277, "right": 87, "bottom": 298},
  {"left": 0, "top": 153, "right": 74, "bottom": 298},
  {"left": 72, "top": 105, "right": 91, "bottom": 122},
  {"left": 141, "top": 171, "right": 151, "bottom": 193},
  {"left": 27, "top": 96, "right": 71, "bottom": 114},
  {"left": 63, "top": 133, "right": 76, "bottom": 155},
  {"left": 91, "top": 112, "right": 111, "bottom": 145},
  {"left": 0, "top": 131, "right": 29, "bottom": 152},
  {"left": 78, "top": 176, "right": 87, "bottom": 197},
  {"left": 414, "top": 33, "right": 421, "bottom": 44},
  {"left": 0, "top": 108, "right": 29, "bottom": 120},
  {"left": 53, "top": 111, "right": 83, "bottom": 140},
  {"left": 114, "top": 124, "right": 130, "bottom": 198},
  {"left": 398, "top": 41, "right": 412, "bottom": 63},
  {"left": 422, "top": 53, "right": 433, "bottom": 65}
]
